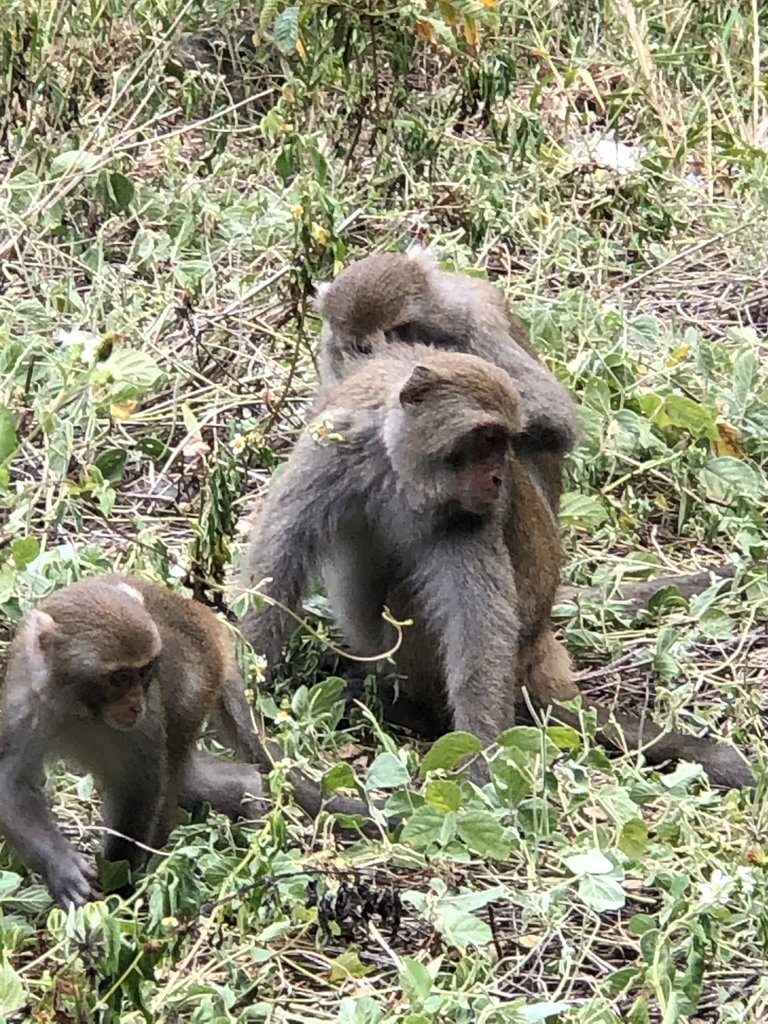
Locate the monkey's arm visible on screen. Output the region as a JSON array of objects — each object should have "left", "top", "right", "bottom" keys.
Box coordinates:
[
  {"left": 0, "top": 729, "right": 97, "bottom": 907},
  {"left": 240, "top": 437, "right": 369, "bottom": 666},
  {"left": 414, "top": 532, "right": 520, "bottom": 750}
]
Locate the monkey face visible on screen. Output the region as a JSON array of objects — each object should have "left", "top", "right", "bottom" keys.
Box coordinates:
[
  {"left": 446, "top": 424, "right": 511, "bottom": 515},
  {"left": 96, "top": 658, "right": 156, "bottom": 731}
]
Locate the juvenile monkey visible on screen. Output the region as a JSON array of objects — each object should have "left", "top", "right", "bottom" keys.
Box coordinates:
[
  {"left": 0, "top": 575, "right": 375, "bottom": 907},
  {"left": 309, "top": 252, "right": 754, "bottom": 789}
]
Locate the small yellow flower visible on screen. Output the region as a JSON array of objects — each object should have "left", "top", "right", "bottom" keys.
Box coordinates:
[{"left": 291, "top": 204, "right": 304, "bottom": 218}]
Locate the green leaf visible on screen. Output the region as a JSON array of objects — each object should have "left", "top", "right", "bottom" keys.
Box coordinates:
[
  {"left": 98, "top": 348, "right": 163, "bottom": 392},
  {"left": 93, "top": 448, "right": 128, "bottom": 482},
  {"left": 322, "top": 763, "right": 358, "bottom": 795},
  {"left": 108, "top": 170, "right": 135, "bottom": 211},
  {"left": 628, "top": 913, "right": 657, "bottom": 936},
  {"left": 0, "top": 407, "right": 17, "bottom": 462},
  {"left": 546, "top": 725, "right": 582, "bottom": 750},
  {"left": 418, "top": 732, "right": 482, "bottom": 778},
  {"left": 497, "top": 725, "right": 558, "bottom": 758},
  {"left": 329, "top": 949, "right": 375, "bottom": 982},
  {"left": 11, "top": 536, "right": 40, "bottom": 569},
  {"left": 400, "top": 806, "right": 446, "bottom": 848},
  {"left": 619, "top": 819, "right": 649, "bottom": 859},
  {"left": 273, "top": 6, "right": 299, "bottom": 55},
  {"left": 663, "top": 394, "right": 718, "bottom": 439},
  {"left": 700, "top": 456, "right": 765, "bottom": 501},
  {"left": 578, "top": 874, "right": 626, "bottom": 912},
  {"left": 50, "top": 149, "right": 101, "bottom": 175},
  {"left": 659, "top": 761, "right": 703, "bottom": 790},
  {"left": 366, "top": 752, "right": 410, "bottom": 790},
  {"left": 564, "top": 849, "right": 614, "bottom": 876},
  {"left": 0, "top": 960, "right": 25, "bottom": 1014},
  {"left": 437, "top": 904, "right": 492, "bottom": 950},
  {"left": 308, "top": 675, "right": 346, "bottom": 712},
  {"left": 424, "top": 778, "right": 462, "bottom": 813},
  {"left": 559, "top": 491, "right": 608, "bottom": 529},
  {"left": 398, "top": 956, "right": 433, "bottom": 1006},
  {"left": 457, "top": 810, "right": 512, "bottom": 860}
]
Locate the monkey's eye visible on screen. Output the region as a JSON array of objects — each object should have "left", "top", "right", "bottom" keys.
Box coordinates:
[
  {"left": 138, "top": 658, "right": 156, "bottom": 688},
  {"left": 445, "top": 450, "right": 467, "bottom": 470},
  {"left": 108, "top": 668, "right": 135, "bottom": 690}
]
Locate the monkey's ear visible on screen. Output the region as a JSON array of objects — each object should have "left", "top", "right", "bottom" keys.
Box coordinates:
[
  {"left": 311, "top": 281, "right": 331, "bottom": 313},
  {"left": 399, "top": 365, "right": 442, "bottom": 406},
  {"left": 26, "top": 610, "right": 60, "bottom": 653}
]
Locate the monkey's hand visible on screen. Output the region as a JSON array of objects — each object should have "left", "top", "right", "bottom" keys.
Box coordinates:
[{"left": 46, "top": 849, "right": 98, "bottom": 909}]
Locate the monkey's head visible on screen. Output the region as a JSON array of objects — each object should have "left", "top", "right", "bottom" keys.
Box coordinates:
[
  {"left": 315, "top": 252, "right": 434, "bottom": 351},
  {"left": 384, "top": 356, "right": 522, "bottom": 518},
  {"left": 27, "top": 578, "right": 162, "bottom": 731}
]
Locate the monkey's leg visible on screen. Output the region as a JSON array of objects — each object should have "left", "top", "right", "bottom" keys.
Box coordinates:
[
  {"left": 524, "top": 631, "right": 755, "bottom": 789},
  {"left": 0, "top": 758, "right": 97, "bottom": 907},
  {"left": 181, "top": 750, "right": 267, "bottom": 821}
]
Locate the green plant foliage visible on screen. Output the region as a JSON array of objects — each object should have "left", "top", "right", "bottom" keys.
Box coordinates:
[{"left": 1, "top": 0, "right": 768, "bottom": 1020}]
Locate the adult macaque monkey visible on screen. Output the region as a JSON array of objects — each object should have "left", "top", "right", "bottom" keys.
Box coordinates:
[
  {"left": 302, "top": 251, "right": 754, "bottom": 790},
  {"left": 0, "top": 575, "right": 374, "bottom": 908},
  {"left": 243, "top": 348, "right": 578, "bottom": 771}
]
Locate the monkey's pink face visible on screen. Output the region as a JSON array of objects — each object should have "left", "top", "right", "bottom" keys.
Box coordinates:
[
  {"left": 98, "top": 660, "right": 156, "bottom": 731},
  {"left": 448, "top": 424, "right": 510, "bottom": 515}
]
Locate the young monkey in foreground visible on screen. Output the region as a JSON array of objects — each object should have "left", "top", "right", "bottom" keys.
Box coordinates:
[{"left": 0, "top": 574, "right": 373, "bottom": 908}]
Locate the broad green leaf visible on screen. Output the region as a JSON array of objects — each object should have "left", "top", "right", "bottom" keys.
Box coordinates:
[
  {"left": 273, "top": 6, "right": 299, "bottom": 55},
  {"left": 398, "top": 956, "right": 433, "bottom": 1006},
  {"left": 498, "top": 725, "right": 558, "bottom": 758},
  {"left": 10, "top": 537, "right": 40, "bottom": 569},
  {"left": 419, "top": 731, "right": 482, "bottom": 778},
  {"left": 628, "top": 913, "right": 657, "bottom": 936},
  {"left": 701, "top": 456, "right": 765, "bottom": 501},
  {"left": 663, "top": 394, "right": 718, "bottom": 439},
  {"left": 338, "top": 995, "right": 385, "bottom": 1024},
  {"left": 457, "top": 810, "right": 512, "bottom": 860},
  {"left": 322, "top": 763, "right": 358, "bottom": 795},
  {"left": 564, "top": 849, "right": 613, "bottom": 876},
  {"left": 329, "top": 949, "right": 375, "bottom": 982},
  {"left": 424, "top": 778, "right": 462, "bottom": 813},
  {"left": 619, "top": 819, "right": 649, "bottom": 859},
  {"left": 559, "top": 491, "right": 608, "bottom": 529},
  {"left": 50, "top": 149, "right": 101, "bottom": 175},
  {"left": 108, "top": 170, "right": 135, "bottom": 211},
  {"left": 0, "top": 961, "right": 25, "bottom": 1014},
  {"left": 437, "top": 904, "right": 492, "bottom": 949},
  {"left": 578, "top": 874, "right": 626, "bottom": 912},
  {"left": 98, "top": 348, "right": 162, "bottom": 392},
  {"left": 400, "top": 806, "right": 446, "bottom": 848},
  {"left": 366, "top": 752, "right": 410, "bottom": 790},
  {"left": 546, "top": 725, "right": 582, "bottom": 750},
  {"left": 308, "top": 675, "right": 346, "bottom": 712},
  {"left": 93, "top": 448, "right": 128, "bottom": 482},
  {"left": 0, "top": 407, "right": 17, "bottom": 462}
]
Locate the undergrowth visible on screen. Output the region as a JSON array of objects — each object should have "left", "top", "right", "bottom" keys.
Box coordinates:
[{"left": 1, "top": 1, "right": 767, "bottom": 1021}]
